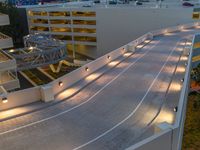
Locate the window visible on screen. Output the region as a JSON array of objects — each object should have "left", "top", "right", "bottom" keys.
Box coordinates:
[
  {"left": 51, "top": 27, "right": 71, "bottom": 32},
  {"left": 29, "top": 11, "right": 48, "bottom": 16},
  {"left": 53, "top": 35, "right": 72, "bottom": 41},
  {"left": 49, "top": 11, "right": 70, "bottom": 17},
  {"left": 73, "top": 20, "right": 96, "bottom": 25},
  {"left": 72, "top": 11, "right": 96, "bottom": 17},
  {"left": 30, "top": 26, "right": 49, "bottom": 31},
  {"left": 73, "top": 28, "right": 96, "bottom": 33},
  {"left": 74, "top": 36, "right": 96, "bottom": 42},
  {"left": 193, "top": 12, "right": 200, "bottom": 19},
  {"left": 31, "top": 19, "right": 48, "bottom": 24},
  {"left": 50, "top": 19, "right": 71, "bottom": 24}
]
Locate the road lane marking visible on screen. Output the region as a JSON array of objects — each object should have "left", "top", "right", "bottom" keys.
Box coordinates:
[
  {"left": 72, "top": 40, "right": 181, "bottom": 150},
  {"left": 0, "top": 39, "right": 161, "bottom": 136}
]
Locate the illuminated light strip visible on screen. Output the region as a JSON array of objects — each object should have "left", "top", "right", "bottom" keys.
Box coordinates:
[
  {"left": 192, "top": 55, "right": 200, "bottom": 62},
  {"left": 193, "top": 42, "right": 200, "bottom": 49}
]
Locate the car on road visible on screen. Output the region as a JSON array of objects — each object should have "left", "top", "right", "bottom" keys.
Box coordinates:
[
  {"left": 83, "top": 4, "right": 92, "bottom": 7},
  {"left": 182, "top": 2, "right": 194, "bottom": 6},
  {"left": 141, "top": 0, "right": 149, "bottom": 2},
  {"left": 136, "top": 1, "right": 142, "bottom": 5}
]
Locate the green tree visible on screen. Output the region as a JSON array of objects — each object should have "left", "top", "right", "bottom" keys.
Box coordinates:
[
  {"left": 191, "top": 64, "right": 200, "bottom": 83},
  {"left": 0, "top": 1, "right": 24, "bottom": 47}
]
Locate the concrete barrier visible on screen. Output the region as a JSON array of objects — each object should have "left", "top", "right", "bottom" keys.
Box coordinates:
[
  {"left": 49, "top": 32, "right": 152, "bottom": 95},
  {"left": 172, "top": 34, "right": 195, "bottom": 150},
  {"left": 0, "top": 22, "right": 198, "bottom": 122},
  {"left": 0, "top": 36, "right": 13, "bottom": 49},
  {"left": 126, "top": 27, "right": 196, "bottom": 150},
  {"left": 49, "top": 46, "right": 127, "bottom": 95},
  {"left": 0, "top": 22, "right": 197, "bottom": 149},
  {"left": 150, "top": 22, "right": 198, "bottom": 36},
  {"left": 126, "top": 129, "right": 173, "bottom": 150},
  {"left": 0, "top": 14, "right": 10, "bottom": 26},
  {"left": 0, "top": 87, "right": 41, "bottom": 111}
]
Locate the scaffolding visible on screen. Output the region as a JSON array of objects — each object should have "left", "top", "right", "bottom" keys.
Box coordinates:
[
  {"left": 0, "top": 13, "right": 19, "bottom": 92},
  {"left": 5, "top": 34, "right": 67, "bottom": 71}
]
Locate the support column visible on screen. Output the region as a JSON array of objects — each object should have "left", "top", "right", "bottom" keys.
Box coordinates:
[{"left": 40, "top": 85, "right": 54, "bottom": 102}]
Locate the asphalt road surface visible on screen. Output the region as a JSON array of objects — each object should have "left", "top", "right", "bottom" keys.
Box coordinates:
[{"left": 0, "top": 28, "right": 197, "bottom": 150}]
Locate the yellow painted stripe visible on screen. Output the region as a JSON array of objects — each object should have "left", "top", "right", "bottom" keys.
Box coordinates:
[
  {"left": 192, "top": 55, "right": 200, "bottom": 62},
  {"left": 194, "top": 42, "right": 200, "bottom": 49}
]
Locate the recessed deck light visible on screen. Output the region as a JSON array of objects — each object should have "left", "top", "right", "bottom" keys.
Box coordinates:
[
  {"left": 85, "top": 67, "right": 89, "bottom": 72},
  {"left": 181, "top": 78, "right": 184, "bottom": 82},
  {"left": 173, "top": 106, "right": 178, "bottom": 112},
  {"left": 2, "top": 97, "right": 8, "bottom": 104},
  {"left": 59, "top": 81, "right": 63, "bottom": 87}
]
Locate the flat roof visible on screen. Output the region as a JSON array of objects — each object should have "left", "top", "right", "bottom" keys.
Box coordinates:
[{"left": 22, "top": 0, "right": 195, "bottom": 11}]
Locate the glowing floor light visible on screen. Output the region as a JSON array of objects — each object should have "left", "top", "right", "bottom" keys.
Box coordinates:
[
  {"left": 2, "top": 97, "right": 8, "bottom": 104},
  {"left": 173, "top": 106, "right": 178, "bottom": 112}
]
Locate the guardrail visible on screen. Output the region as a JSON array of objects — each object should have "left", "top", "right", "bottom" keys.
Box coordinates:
[
  {"left": 0, "top": 14, "right": 10, "bottom": 26},
  {"left": 0, "top": 33, "right": 13, "bottom": 49},
  {"left": 48, "top": 32, "right": 153, "bottom": 96},
  {"left": 127, "top": 25, "right": 196, "bottom": 150},
  {"left": 171, "top": 34, "right": 195, "bottom": 150},
  {"left": 49, "top": 22, "right": 198, "bottom": 96},
  {"left": 0, "top": 59, "right": 17, "bottom": 72}
]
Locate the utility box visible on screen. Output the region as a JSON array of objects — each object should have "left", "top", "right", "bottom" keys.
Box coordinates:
[{"left": 40, "top": 85, "right": 54, "bottom": 102}]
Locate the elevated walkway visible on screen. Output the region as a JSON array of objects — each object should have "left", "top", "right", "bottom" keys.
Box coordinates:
[{"left": 0, "top": 13, "right": 19, "bottom": 92}]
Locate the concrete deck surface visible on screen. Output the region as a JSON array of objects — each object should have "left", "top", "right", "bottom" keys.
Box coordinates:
[{"left": 0, "top": 28, "right": 197, "bottom": 150}]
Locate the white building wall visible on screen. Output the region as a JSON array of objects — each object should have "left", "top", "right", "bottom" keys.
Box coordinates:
[
  {"left": 25, "top": 6, "right": 195, "bottom": 58},
  {"left": 96, "top": 7, "right": 194, "bottom": 57}
]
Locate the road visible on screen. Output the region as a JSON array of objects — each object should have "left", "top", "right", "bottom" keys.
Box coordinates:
[{"left": 0, "top": 28, "right": 197, "bottom": 150}]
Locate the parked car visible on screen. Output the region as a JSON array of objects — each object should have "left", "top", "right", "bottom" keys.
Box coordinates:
[
  {"left": 136, "top": 1, "right": 142, "bottom": 5},
  {"left": 94, "top": 0, "right": 100, "bottom": 3},
  {"left": 83, "top": 4, "right": 92, "bottom": 7},
  {"left": 182, "top": 2, "right": 194, "bottom": 6},
  {"left": 109, "top": 1, "right": 117, "bottom": 4},
  {"left": 117, "top": 0, "right": 125, "bottom": 4}
]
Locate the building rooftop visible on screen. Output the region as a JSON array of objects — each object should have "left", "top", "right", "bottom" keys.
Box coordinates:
[
  {"left": 20, "top": 0, "right": 198, "bottom": 10},
  {"left": 0, "top": 22, "right": 196, "bottom": 150}
]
